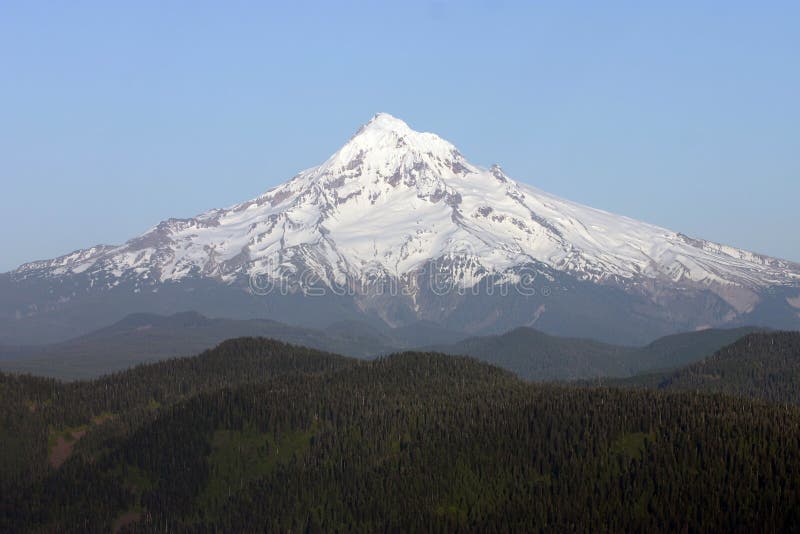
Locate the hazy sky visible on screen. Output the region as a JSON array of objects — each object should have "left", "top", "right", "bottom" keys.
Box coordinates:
[{"left": 1, "top": 1, "right": 798, "bottom": 271}]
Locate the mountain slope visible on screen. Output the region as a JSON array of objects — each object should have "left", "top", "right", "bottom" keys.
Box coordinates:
[{"left": 4, "top": 114, "right": 799, "bottom": 344}]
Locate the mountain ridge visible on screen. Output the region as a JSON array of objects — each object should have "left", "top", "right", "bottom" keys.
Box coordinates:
[
  {"left": 426, "top": 325, "right": 763, "bottom": 381},
  {"left": 0, "top": 310, "right": 760, "bottom": 382}
]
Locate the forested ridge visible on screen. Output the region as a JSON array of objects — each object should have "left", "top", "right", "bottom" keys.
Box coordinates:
[{"left": 2, "top": 337, "right": 800, "bottom": 531}]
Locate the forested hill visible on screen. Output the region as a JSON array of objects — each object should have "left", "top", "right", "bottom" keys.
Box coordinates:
[
  {"left": 611, "top": 331, "right": 800, "bottom": 404},
  {"left": 3, "top": 337, "right": 800, "bottom": 531}
]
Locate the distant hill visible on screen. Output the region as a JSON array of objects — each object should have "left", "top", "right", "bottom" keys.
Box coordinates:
[
  {"left": 611, "top": 331, "right": 800, "bottom": 404},
  {"left": 0, "top": 312, "right": 394, "bottom": 379},
  {"left": 0, "top": 313, "right": 759, "bottom": 381},
  {"left": 427, "top": 327, "right": 630, "bottom": 380},
  {"left": 0, "top": 312, "right": 470, "bottom": 380},
  {"left": 427, "top": 326, "right": 762, "bottom": 381}
]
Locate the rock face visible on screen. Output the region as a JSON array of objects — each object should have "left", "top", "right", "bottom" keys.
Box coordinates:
[{"left": 3, "top": 113, "right": 799, "bottom": 345}]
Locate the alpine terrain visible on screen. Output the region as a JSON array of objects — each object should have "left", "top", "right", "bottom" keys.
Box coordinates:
[{"left": 3, "top": 113, "right": 799, "bottom": 345}]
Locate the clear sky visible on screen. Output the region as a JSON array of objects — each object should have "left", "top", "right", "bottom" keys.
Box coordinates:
[{"left": 1, "top": 1, "right": 798, "bottom": 272}]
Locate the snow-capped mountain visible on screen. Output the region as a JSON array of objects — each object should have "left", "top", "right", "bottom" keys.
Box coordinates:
[{"left": 4, "top": 113, "right": 800, "bottom": 345}]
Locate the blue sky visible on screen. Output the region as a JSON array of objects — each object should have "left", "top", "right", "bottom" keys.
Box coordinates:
[{"left": 1, "top": 1, "right": 798, "bottom": 271}]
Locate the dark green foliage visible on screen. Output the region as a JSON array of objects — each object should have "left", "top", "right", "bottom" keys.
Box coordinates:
[{"left": 2, "top": 336, "right": 800, "bottom": 531}]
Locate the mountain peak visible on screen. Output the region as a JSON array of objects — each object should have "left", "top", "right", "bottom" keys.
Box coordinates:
[
  {"left": 347, "top": 112, "right": 450, "bottom": 151},
  {"left": 309, "top": 114, "right": 475, "bottom": 190},
  {"left": 361, "top": 112, "right": 413, "bottom": 134}
]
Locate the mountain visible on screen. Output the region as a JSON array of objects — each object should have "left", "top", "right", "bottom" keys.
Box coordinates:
[
  {"left": 0, "top": 311, "right": 469, "bottom": 380},
  {"left": 4, "top": 338, "right": 800, "bottom": 531},
  {"left": 426, "top": 326, "right": 761, "bottom": 381},
  {"left": 4, "top": 113, "right": 800, "bottom": 345},
  {"left": 611, "top": 331, "right": 800, "bottom": 404}
]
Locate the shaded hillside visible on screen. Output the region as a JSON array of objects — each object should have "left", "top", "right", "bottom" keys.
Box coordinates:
[
  {"left": 614, "top": 331, "right": 800, "bottom": 404},
  {"left": 2, "top": 338, "right": 800, "bottom": 531},
  {"left": 427, "top": 326, "right": 761, "bottom": 381},
  {"left": 0, "top": 338, "right": 358, "bottom": 494},
  {"left": 621, "top": 326, "right": 767, "bottom": 373},
  {"left": 428, "top": 327, "right": 629, "bottom": 380}
]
